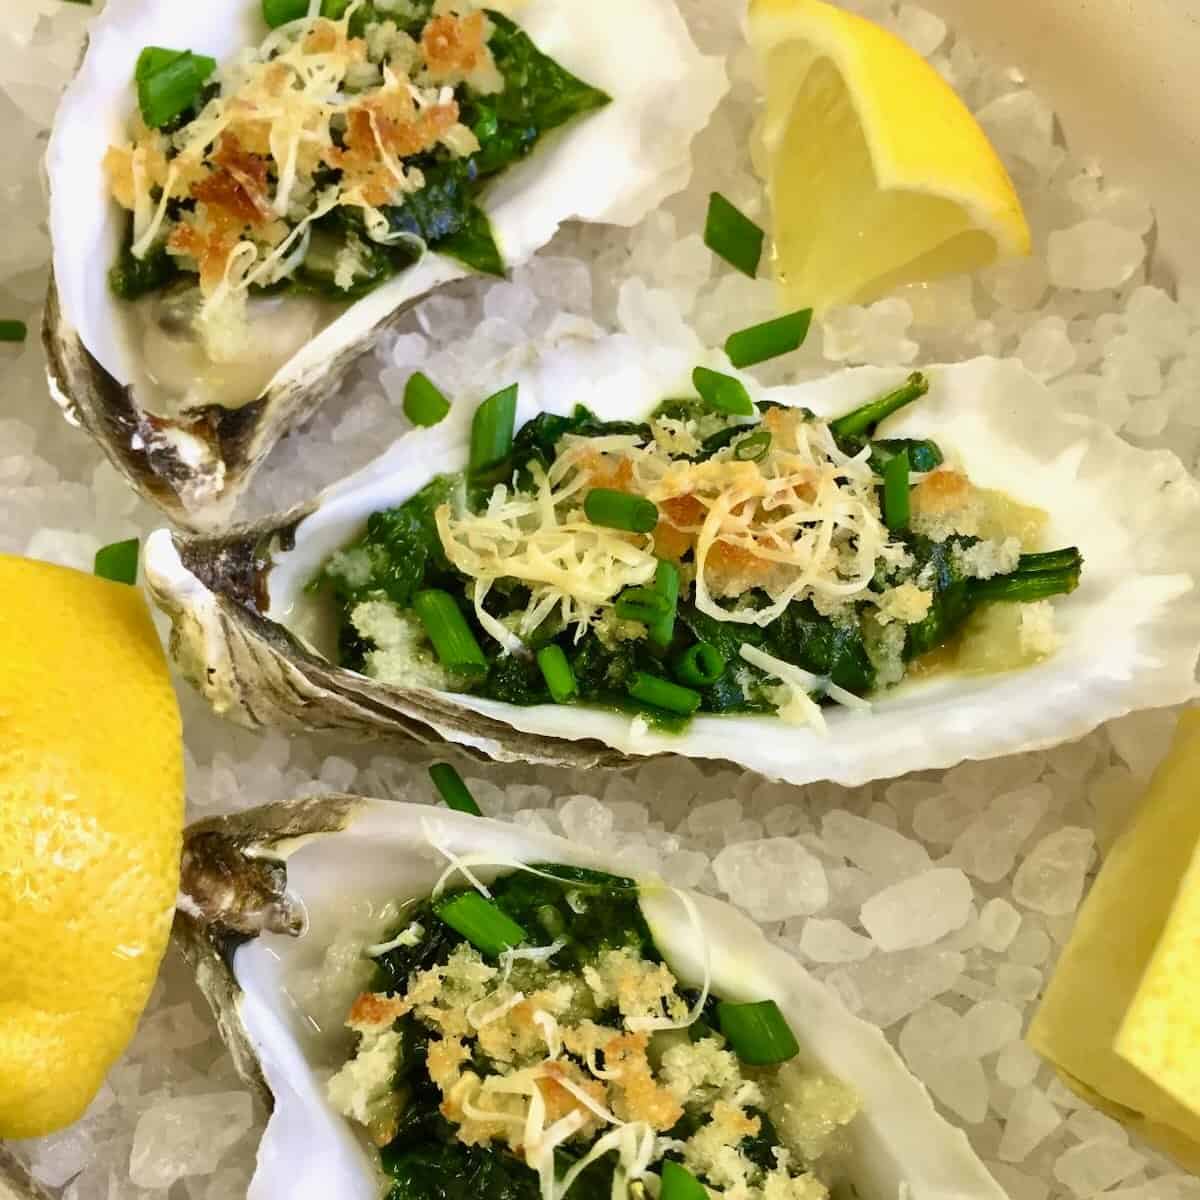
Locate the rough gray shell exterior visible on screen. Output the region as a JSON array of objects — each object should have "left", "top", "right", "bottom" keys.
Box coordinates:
[
  {"left": 174, "top": 796, "right": 364, "bottom": 1110},
  {"left": 42, "top": 274, "right": 435, "bottom": 530},
  {"left": 151, "top": 522, "right": 628, "bottom": 768}
]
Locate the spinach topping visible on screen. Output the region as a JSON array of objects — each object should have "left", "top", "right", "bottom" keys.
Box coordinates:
[
  {"left": 370, "top": 866, "right": 788, "bottom": 1200},
  {"left": 313, "top": 382, "right": 1083, "bottom": 729},
  {"left": 111, "top": 7, "right": 609, "bottom": 302}
]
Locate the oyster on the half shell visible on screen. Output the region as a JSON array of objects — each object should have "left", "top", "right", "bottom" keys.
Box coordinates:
[
  {"left": 43, "top": 0, "right": 725, "bottom": 529},
  {"left": 145, "top": 336, "right": 1200, "bottom": 787},
  {"left": 176, "top": 796, "right": 1008, "bottom": 1199}
]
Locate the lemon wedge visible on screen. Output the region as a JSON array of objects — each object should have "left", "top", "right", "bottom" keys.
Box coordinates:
[
  {"left": 748, "top": 0, "right": 1031, "bottom": 312},
  {"left": 0, "top": 555, "right": 184, "bottom": 1138},
  {"left": 1029, "top": 709, "right": 1200, "bottom": 1169}
]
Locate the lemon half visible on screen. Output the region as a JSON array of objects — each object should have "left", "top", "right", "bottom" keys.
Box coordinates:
[
  {"left": 0, "top": 555, "right": 184, "bottom": 1137},
  {"left": 749, "top": 0, "right": 1031, "bottom": 312}
]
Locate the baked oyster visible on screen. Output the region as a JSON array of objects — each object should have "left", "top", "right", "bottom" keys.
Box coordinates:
[
  {"left": 144, "top": 338, "right": 1200, "bottom": 786},
  {"left": 43, "top": 0, "right": 725, "bottom": 528},
  {"left": 176, "top": 796, "right": 1008, "bottom": 1199}
]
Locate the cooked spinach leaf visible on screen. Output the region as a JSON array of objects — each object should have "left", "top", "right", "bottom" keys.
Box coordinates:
[{"left": 109, "top": 223, "right": 181, "bottom": 300}]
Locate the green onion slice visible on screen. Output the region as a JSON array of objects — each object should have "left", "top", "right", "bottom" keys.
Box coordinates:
[
  {"left": 536, "top": 644, "right": 578, "bottom": 704},
  {"left": 733, "top": 431, "right": 772, "bottom": 463},
  {"left": 693, "top": 367, "right": 754, "bottom": 417},
  {"left": 704, "top": 192, "right": 764, "bottom": 279},
  {"left": 584, "top": 488, "right": 658, "bottom": 534},
  {"left": 428, "top": 763, "right": 482, "bottom": 816},
  {"left": 435, "top": 892, "right": 526, "bottom": 958},
  {"left": 672, "top": 642, "right": 726, "bottom": 688},
  {"left": 646, "top": 559, "right": 680, "bottom": 649},
  {"left": 724, "top": 309, "right": 813, "bottom": 368},
  {"left": 136, "top": 48, "right": 216, "bottom": 129},
  {"left": 660, "top": 1161, "right": 708, "bottom": 1200},
  {"left": 412, "top": 589, "right": 488, "bottom": 678},
  {"left": 93, "top": 538, "right": 139, "bottom": 586},
  {"left": 468, "top": 383, "right": 518, "bottom": 479},
  {"left": 615, "top": 586, "right": 671, "bottom": 625},
  {"left": 717, "top": 999, "right": 800, "bottom": 1065},
  {"left": 628, "top": 671, "right": 701, "bottom": 717},
  {"left": 403, "top": 371, "right": 450, "bottom": 427},
  {"left": 0, "top": 320, "right": 27, "bottom": 343},
  {"left": 882, "top": 450, "right": 910, "bottom": 532}
]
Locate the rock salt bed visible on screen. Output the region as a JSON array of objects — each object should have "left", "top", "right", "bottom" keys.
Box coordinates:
[
  {"left": 859, "top": 867, "right": 973, "bottom": 950},
  {"left": 3, "top": 0, "right": 1199, "bottom": 1196}
]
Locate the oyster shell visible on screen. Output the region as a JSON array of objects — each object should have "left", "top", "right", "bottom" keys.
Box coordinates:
[
  {"left": 43, "top": 0, "right": 726, "bottom": 529},
  {"left": 176, "top": 796, "right": 1008, "bottom": 1199},
  {"left": 145, "top": 339, "right": 1200, "bottom": 787}
]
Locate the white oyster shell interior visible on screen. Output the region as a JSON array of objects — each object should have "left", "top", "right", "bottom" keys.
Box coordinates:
[
  {"left": 206, "top": 339, "right": 1200, "bottom": 786},
  {"left": 47, "top": 0, "right": 726, "bottom": 408},
  {"left": 229, "top": 801, "right": 1006, "bottom": 1199}
]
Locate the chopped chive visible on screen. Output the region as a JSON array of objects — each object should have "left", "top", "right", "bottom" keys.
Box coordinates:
[
  {"left": 646, "top": 559, "right": 680, "bottom": 649},
  {"left": 136, "top": 48, "right": 216, "bottom": 128},
  {"left": 693, "top": 367, "right": 754, "bottom": 417},
  {"left": 734, "top": 431, "right": 772, "bottom": 463},
  {"left": 0, "top": 320, "right": 27, "bottom": 343},
  {"left": 428, "top": 763, "right": 482, "bottom": 816},
  {"left": 615, "top": 586, "right": 670, "bottom": 625},
  {"left": 412, "top": 589, "right": 488, "bottom": 678},
  {"left": 672, "top": 642, "right": 726, "bottom": 688},
  {"left": 725, "top": 309, "right": 813, "bottom": 368},
  {"left": 704, "top": 192, "right": 764, "bottom": 278},
  {"left": 93, "top": 538, "right": 139, "bottom": 586},
  {"left": 829, "top": 372, "right": 930, "bottom": 442},
  {"left": 584, "top": 488, "right": 659, "bottom": 534},
  {"left": 627, "top": 671, "right": 701, "bottom": 717},
  {"left": 403, "top": 371, "right": 450, "bottom": 427},
  {"left": 536, "top": 644, "right": 577, "bottom": 703},
  {"left": 717, "top": 999, "right": 800, "bottom": 1065},
  {"left": 660, "top": 1161, "right": 708, "bottom": 1200},
  {"left": 435, "top": 892, "right": 526, "bottom": 958},
  {"left": 882, "top": 451, "right": 910, "bottom": 532},
  {"left": 468, "top": 383, "right": 518, "bottom": 478}
]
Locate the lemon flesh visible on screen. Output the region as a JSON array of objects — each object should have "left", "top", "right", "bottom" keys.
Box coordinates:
[
  {"left": 749, "top": 0, "right": 1031, "bottom": 312},
  {"left": 0, "top": 555, "right": 184, "bottom": 1138},
  {"left": 1029, "top": 709, "right": 1200, "bottom": 1169}
]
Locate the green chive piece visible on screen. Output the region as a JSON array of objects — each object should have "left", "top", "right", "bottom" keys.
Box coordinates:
[
  {"left": 136, "top": 48, "right": 216, "bottom": 128},
  {"left": 693, "top": 367, "right": 754, "bottom": 417},
  {"left": 733, "top": 431, "right": 772, "bottom": 463},
  {"left": 468, "top": 383, "right": 518, "bottom": 478},
  {"left": 429, "top": 763, "right": 482, "bottom": 816},
  {"left": 615, "top": 586, "right": 670, "bottom": 625},
  {"left": 93, "top": 538, "right": 139, "bottom": 586},
  {"left": 829, "top": 372, "right": 930, "bottom": 442},
  {"left": 672, "top": 642, "right": 726, "bottom": 688},
  {"left": 0, "top": 320, "right": 27, "bottom": 343},
  {"left": 584, "top": 488, "right": 659, "bottom": 534},
  {"left": 646, "top": 559, "right": 680, "bottom": 649},
  {"left": 403, "top": 371, "right": 451, "bottom": 427},
  {"left": 882, "top": 450, "right": 910, "bottom": 532},
  {"left": 536, "top": 644, "right": 577, "bottom": 703},
  {"left": 660, "top": 1161, "right": 708, "bottom": 1200},
  {"left": 704, "top": 192, "right": 764, "bottom": 279},
  {"left": 725, "top": 309, "right": 813, "bottom": 368},
  {"left": 627, "top": 671, "right": 701, "bottom": 717},
  {"left": 717, "top": 999, "right": 800, "bottom": 1065},
  {"left": 435, "top": 891, "right": 526, "bottom": 958},
  {"left": 412, "top": 589, "right": 488, "bottom": 678}
]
